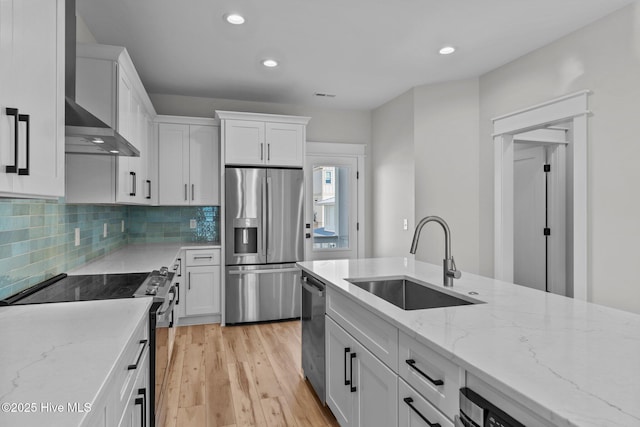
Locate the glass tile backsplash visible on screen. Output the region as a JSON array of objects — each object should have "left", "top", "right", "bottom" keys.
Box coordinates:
[{"left": 0, "top": 199, "right": 219, "bottom": 300}]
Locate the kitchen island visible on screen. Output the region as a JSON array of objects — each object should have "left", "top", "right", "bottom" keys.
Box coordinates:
[
  {"left": 297, "top": 257, "right": 640, "bottom": 427},
  {"left": 0, "top": 297, "right": 152, "bottom": 427}
]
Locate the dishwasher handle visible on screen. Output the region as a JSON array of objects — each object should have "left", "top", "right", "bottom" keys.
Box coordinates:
[{"left": 301, "top": 276, "right": 325, "bottom": 297}]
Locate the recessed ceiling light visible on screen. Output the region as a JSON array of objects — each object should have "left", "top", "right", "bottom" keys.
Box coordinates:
[
  {"left": 225, "top": 13, "right": 245, "bottom": 25},
  {"left": 262, "top": 59, "right": 278, "bottom": 68},
  {"left": 439, "top": 46, "right": 456, "bottom": 55},
  {"left": 92, "top": 138, "right": 104, "bottom": 144},
  {"left": 109, "top": 150, "right": 119, "bottom": 154}
]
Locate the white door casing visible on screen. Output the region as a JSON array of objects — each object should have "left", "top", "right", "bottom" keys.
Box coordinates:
[
  {"left": 305, "top": 142, "right": 366, "bottom": 261},
  {"left": 493, "top": 90, "right": 588, "bottom": 300}
]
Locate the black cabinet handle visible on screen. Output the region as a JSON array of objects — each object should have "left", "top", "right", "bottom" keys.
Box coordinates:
[
  {"left": 175, "top": 283, "right": 180, "bottom": 305},
  {"left": 5, "top": 108, "right": 19, "bottom": 173},
  {"left": 344, "top": 347, "right": 351, "bottom": 386},
  {"left": 135, "top": 387, "right": 147, "bottom": 427},
  {"left": 349, "top": 352, "right": 357, "bottom": 392},
  {"left": 146, "top": 180, "right": 151, "bottom": 199},
  {"left": 127, "top": 339, "right": 147, "bottom": 370},
  {"left": 403, "top": 397, "right": 440, "bottom": 427},
  {"left": 169, "top": 309, "right": 174, "bottom": 328},
  {"left": 406, "top": 359, "right": 444, "bottom": 386},
  {"left": 17, "top": 114, "right": 29, "bottom": 176},
  {"left": 129, "top": 172, "right": 136, "bottom": 196}
]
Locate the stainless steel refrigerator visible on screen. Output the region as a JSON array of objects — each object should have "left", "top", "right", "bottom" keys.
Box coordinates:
[{"left": 225, "top": 167, "right": 304, "bottom": 323}]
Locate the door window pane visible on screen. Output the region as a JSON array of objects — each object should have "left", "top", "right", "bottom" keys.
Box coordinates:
[{"left": 313, "top": 166, "right": 349, "bottom": 249}]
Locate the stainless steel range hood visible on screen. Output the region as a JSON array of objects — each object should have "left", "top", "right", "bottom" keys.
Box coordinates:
[{"left": 64, "top": 0, "right": 139, "bottom": 156}]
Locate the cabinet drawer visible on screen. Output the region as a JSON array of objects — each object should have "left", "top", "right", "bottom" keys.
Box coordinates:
[
  {"left": 399, "top": 379, "right": 453, "bottom": 427},
  {"left": 186, "top": 248, "right": 220, "bottom": 266},
  {"left": 399, "top": 331, "right": 461, "bottom": 420},
  {"left": 327, "top": 288, "right": 398, "bottom": 370},
  {"left": 110, "top": 314, "right": 149, "bottom": 420}
]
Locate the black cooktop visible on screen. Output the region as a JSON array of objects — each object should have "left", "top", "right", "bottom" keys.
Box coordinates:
[{"left": 4, "top": 272, "right": 150, "bottom": 305}]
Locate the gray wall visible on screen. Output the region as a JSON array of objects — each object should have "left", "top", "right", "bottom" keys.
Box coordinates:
[
  {"left": 371, "top": 2, "right": 640, "bottom": 314},
  {"left": 414, "top": 79, "right": 480, "bottom": 273},
  {"left": 479, "top": 2, "right": 640, "bottom": 313},
  {"left": 371, "top": 90, "right": 415, "bottom": 257}
]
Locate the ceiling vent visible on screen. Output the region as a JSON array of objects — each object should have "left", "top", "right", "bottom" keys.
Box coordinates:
[{"left": 314, "top": 92, "right": 337, "bottom": 98}]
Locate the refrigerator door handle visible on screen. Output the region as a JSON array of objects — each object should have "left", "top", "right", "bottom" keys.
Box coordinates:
[
  {"left": 262, "top": 176, "right": 268, "bottom": 256},
  {"left": 266, "top": 175, "right": 272, "bottom": 256},
  {"left": 228, "top": 267, "right": 300, "bottom": 275}
]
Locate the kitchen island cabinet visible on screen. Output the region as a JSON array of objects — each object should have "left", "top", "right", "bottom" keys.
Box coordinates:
[
  {"left": 0, "top": 298, "right": 152, "bottom": 427},
  {"left": 298, "top": 258, "right": 640, "bottom": 427}
]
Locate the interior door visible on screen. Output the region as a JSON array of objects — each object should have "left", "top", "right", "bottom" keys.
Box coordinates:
[
  {"left": 514, "top": 144, "right": 546, "bottom": 291},
  {"left": 305, "top": 155, "right": 359, "bottom": 260}
]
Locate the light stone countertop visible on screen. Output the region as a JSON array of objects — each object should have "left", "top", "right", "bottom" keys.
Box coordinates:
[
  {"left": 68, "top": 242, "right": 220, "bottom": 275},
  {"left": 297, "top": 257, "right": 640, "bottom": 427},
  {"left": 0, "top": 298, "right": 152, "bottom": 427}
]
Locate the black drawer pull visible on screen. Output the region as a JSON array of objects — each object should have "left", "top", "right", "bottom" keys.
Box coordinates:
[
  {"left": 127, "top": 339, "right": 147, "bottom": 370},
  {"left": 5, "top": 108, "right": 19, "bottom": 173},
  {"left": 18, "top": 114, "right": 29, "bottom": 176},
  {"left": 175, "top": 283, "right": 180, "bottom": 305},
  {"left": 146, "top": 180, "right": 151, "bottom": 199},
  {"left": 406, "top": 359, "right": 444, "bottom": 386},
  {"left": 403, "top": 397, "right": 441, "bottom": 427},
  {"left": 344, "top": 347, "right": 351, "bottom": 385},
  {"left": 349, "top": 352, "right": 357, "bottom": 392},
  {"left": 137, "top": 388, "right": 147, "bottom": 427}
]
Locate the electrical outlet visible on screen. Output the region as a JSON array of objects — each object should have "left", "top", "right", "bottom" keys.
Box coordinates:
[
  {"left": 103, "top": 223, "right": 108, "bottom": 238},
  {"left": 189, "top": 219, "right": 197, "bottom": 229},
  {"left": 403, "top": 219, "right": 408, "bottom": 230},
  {"left": 74, "top": 228, "right": 80, "bottom": 246},
  {"left": 121, "top": 220, "right": 125, "bottom": 232}
]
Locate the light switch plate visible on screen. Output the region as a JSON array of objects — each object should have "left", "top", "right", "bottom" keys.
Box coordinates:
[
  {"left": 103, "top": 223, "right": 108, "bottom": 238},
  {"left": 190, "top": 219, "right": 197, "bottom": 229},
  {"left": 74, "top": 228, "right": 80, "bottom": 246},
  {"left": 121, "top": 220, "right": 125, "bottom": 233},
  {"left": 403, "top": 219, "right": 408, "bottom": 230}
]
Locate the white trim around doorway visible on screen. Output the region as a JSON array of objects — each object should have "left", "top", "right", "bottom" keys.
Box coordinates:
[{"left": 492, "top": 90, "right": 589, "bottom": 300}]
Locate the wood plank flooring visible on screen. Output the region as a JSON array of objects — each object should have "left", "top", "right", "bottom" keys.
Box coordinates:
[{"left": 160, "top": 321, "right": 340, "bottom": 427}]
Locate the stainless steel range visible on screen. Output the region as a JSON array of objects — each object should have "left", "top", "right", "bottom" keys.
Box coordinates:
[{"left": 1, "top": 268, "right": 175, "bottom": 427}]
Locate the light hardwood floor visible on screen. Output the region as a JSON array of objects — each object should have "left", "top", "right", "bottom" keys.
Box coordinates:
[{"left": 160, "top": 321, "right": 340, "bottom": 427}]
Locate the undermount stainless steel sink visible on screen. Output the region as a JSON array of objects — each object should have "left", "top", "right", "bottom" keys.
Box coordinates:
[{"left": 346, "top": 277, "right": 481, "bottom": 310}]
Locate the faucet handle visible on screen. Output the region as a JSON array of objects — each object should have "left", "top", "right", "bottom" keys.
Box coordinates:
[{"left": 447, "top": 256, "right": 462, "bottom": 279}]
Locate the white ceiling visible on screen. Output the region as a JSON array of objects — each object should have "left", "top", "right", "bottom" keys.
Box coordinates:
[{"left": 77, "top": 0, "right": 632, "bottom": 110}]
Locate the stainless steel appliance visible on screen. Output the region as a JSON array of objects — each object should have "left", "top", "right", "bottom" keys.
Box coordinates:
[
  {"left": 301, "top": 272, "right": 326, "bottom": 402},
  {"left": 1, "top": 269, "right": 175, "bottom": 427},
  {"left": 457, "top": 387, "right": 524, "bottom": 427},
  {"left": 225, "top": 167, "right": 304, "bottom": 323}
]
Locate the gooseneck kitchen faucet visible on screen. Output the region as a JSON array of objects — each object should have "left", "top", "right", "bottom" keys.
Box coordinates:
[{"left": 410, "top": 216, "right": 461, "bottom": 287}]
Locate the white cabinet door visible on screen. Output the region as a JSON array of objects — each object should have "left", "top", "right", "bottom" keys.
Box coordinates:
[
  {"left": 352, "top": 339, "right": 398, "bottom": 427},
  {"left": 224, "top": 119, "right": 265, "bottom": 165},
  {"left": 265, "top": 122, "right": 304, "bottom": 167},
  {"left": 189, "top": 125, "right": 219, "bottom": 205},
  {"left": 326, "top": 316, "right": 357, "bottom": 427},
  {"left": 158, "top": 123, "right": 189, "bottom": 205},
  {"left": 0, "top": 0, "right": 63, "bottom": 197},
  {"left": 185, "top": 265, "right": 221, "bottom": 316}
]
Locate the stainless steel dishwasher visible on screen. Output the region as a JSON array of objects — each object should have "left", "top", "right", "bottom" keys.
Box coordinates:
[{"left": 301, "top": 271, "right": 326, "bottom": 402}]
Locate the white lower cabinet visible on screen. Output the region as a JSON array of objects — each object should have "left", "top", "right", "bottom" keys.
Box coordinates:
[
  {"left": 399, "top": 379, "right": 453, "bottom": 427},
  {"left": 326, "top": 316, "right": 398, "bottom": 427},
  {"left": 177, "top": 249, "right": 221, "bottom": 321},
  {"left": 325, "top": 287, "right": 462, "bottom": 427},
  {"left": 81, "top": 311, "right": 149, "bottom": 427}
]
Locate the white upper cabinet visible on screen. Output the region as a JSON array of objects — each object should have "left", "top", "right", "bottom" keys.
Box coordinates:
[
  {"left": 157, "top": 116, "right": 219, "bottom": 206},
  {"left": 66, "top": 44, "right": 156, "bottom": 204},
  {"left": 0, "top": 0, "right": 64, "bottom": 198},
  {"left": 216, "top": 111, "right": 310, "bottom": 168}
]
